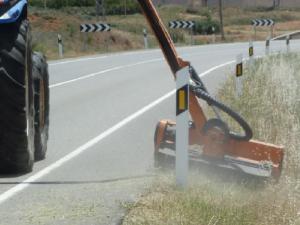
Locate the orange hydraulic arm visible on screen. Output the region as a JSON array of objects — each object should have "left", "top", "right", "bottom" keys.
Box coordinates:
[
  {"left": 137, "top": 0, "right": 207, "bottom": 129},
  {"left": 137, "top": 0, "right": 284, "bottom": 178}
]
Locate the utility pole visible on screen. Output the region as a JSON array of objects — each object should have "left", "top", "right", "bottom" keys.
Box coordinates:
[
  {"left": 124, "top": 0, "right": 127, "bottom": 17},
  {"left": 272, "top": 0, "right": 280, "bottom": 9},
  {"left": 96, "top": 0, "right": 100, "bottom": 21},
  {"left": 96, "top": 0, "right": 106, "bottom": 21},
  {"left": 188, "top": 0, "right": 194, "bottom": 9},
  {"left": 218, "top": 0, "right": 225, "bottom": 40},
  {"left": 102, "top": 0, "right": 106, "bottom": 21},
  {"left": 202, "top": 0, "right": 208, "bottom": 7}
]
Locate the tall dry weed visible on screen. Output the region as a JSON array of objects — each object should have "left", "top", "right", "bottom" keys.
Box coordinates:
[
  {"left": 217, "top": 53, "right": 300, "bottom": 224},
  {"left": 123, "top": 54, "right": 300, "bottom": 225}
]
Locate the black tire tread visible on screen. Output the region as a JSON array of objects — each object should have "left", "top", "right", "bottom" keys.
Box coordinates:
[
  {"left": 33, "top": 52, "right": 49, "bottom": 161},
  {"left": 0, "top": 19, "right": 34, "bottom": 173}
]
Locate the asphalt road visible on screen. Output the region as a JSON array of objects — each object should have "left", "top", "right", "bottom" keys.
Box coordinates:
[{"left": 0, "top": 40, "right": 299, "bottom": 225}]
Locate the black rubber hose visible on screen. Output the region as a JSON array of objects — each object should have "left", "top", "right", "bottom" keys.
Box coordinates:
[
  {"left": 191, "top": 86, "right": 253, "bottom": 141},
  {"left": 189, "top": 66, "right": 207, "bottom": 91}
]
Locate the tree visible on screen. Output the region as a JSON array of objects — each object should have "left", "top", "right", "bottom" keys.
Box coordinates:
[
  {"left": 188, "top": 0, "right": 195, "bottom": 9},
  {"left": 273, "top": 0, "right": 280, "bottom": 9}
]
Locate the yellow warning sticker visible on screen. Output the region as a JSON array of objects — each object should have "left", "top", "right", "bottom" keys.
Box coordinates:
[
  {"left": 178, "top": 90, "right": 186, "bottom": 110},
  {"left": 236, "top": 63, "right": 243, "bottom": 77},
  {"left": 249, "top": 47, "right": 254, "bottom": 57},
  {"left": 176, "top": 85, "right": 189, "bottom": 116}
]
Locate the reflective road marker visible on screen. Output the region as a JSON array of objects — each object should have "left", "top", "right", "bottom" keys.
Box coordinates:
[
  {"left": 235, "top": 54, "right": 243, "bottom": 97},
  {"left": 249, "top": 41, "right": 254, "bottom": 69}
]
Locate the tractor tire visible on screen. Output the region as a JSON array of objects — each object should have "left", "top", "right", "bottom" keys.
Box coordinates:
[
  {"left": 0, "top": 19, "right": 35, "bottom": 173},
  {"left": 32, "top": 52, "right": 49, "bottom": 161}
]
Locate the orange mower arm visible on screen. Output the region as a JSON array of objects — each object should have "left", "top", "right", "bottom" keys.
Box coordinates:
[{"left": 137, "top": 0, "right": 284, "bottom": 179}]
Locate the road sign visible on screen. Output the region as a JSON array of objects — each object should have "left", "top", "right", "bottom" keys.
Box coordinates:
[
  {"left": 169, "top": 21, "right": 195, "bottom": 29},
  {"left": 176, "top": 67, "right": 190, "bottom": 188},
  {"left": 169, "top": 21, "right": 195, "bottom": 45},
  {"left": 251, "top": 19, "right": 275, "bottom": 27},
  {"left": 252, "top": 19, "right": 275, "bottom": 40},
  {"left": 80, "top": 23, "right": 111, "bottom": 32}
]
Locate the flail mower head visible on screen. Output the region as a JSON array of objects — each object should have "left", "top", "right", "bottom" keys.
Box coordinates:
[{"left": 137, "top": 0, "right": 284, "bottom": 179}]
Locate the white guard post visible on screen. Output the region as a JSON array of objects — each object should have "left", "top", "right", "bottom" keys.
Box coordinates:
[
  {"left": 57, "top": 34, "right": 63, "bottom": 58},
  {"left": 248, "top": 41, "right": 254, "bottom": 69},
  {"left": 235, "top": 54, "right": 243, "bottom": 97},
  {"left": 212, "top": 26, "right": 216, "bottom": 43},
  {"left": 286, "top": 35, "right": 290, "bottom": 53},
  {"left": 265, "top": 37, "right": 270, "bottom": 55},
  {"left": 176, "top": 66, "right": 190, "bottom": 188},
  {"left": 253, "top": 26, "right": 257, "bottom": 41},
  {"left": 143, "top": 28, "right": 148, "bottom": 49}
]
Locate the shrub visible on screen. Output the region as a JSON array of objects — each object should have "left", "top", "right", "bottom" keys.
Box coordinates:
[{"left": 194, "top": 19, "right": 220, "bottom": 35}]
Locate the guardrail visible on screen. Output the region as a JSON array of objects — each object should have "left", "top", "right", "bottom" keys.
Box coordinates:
[{"left": 272, "top": 30, "right": 300, "bottom": 41}]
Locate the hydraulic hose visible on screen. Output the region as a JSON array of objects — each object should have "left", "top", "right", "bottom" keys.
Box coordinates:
[{"left": 189, "top": 67, "right": 253, "bottom": 141}]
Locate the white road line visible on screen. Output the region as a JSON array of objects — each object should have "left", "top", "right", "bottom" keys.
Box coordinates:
[
  {"left": 49, "top": 49, "right": 162, "bottom": 66},
  {"left": 49, "top": 56, "right": 108, "bottom": 66},
  {"left": 47, "top": 44, "right": 244, "bottom": 67},
  {"left": 49, "top": 53, "right": 234, "bottom": 89},
  {"left": 49, "top": 58, "right": 163, "bottom": 88},
  {"left": 0, "top": 60, "right": 234, "bottom": 205},
  {"left": 200, "top": 60, "right": 235, "bottom": 76},
  {"left": 0, "top": 90, "right": 175, "bottom": 204},
  {"left": 48, "top": 40, "right": 300, "bottom": 67}
]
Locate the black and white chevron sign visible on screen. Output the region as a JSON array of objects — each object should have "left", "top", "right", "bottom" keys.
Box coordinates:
[
  {"left": 169, "top": 21, "right": 195, "bottom": 29},
  {"left": 252, "top": 19, "right": 275, "bottom": 27},
  {"left": 80, "top": 23, "right": 111, "bottom": 32}
]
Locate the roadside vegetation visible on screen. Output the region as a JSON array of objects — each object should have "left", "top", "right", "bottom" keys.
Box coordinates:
[
  {"left": 28, "top": 3, "right": 300, "bottom": 59},
  {"left": 122, "top": 54, "right": 300, "bottom": 225}
]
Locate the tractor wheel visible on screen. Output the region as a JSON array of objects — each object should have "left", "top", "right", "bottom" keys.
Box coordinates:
[
  {"left": 32, "top": 52, "right": 49, "bottom": 161},
  {"left": 0, "top": 19, "right": 35, "bottom": 173}
]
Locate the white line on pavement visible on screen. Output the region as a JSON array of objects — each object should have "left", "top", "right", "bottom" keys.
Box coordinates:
[
  {"left": 49, "top": 58, "right": 163, "bottom": 88},
  {"left": 0, "top": 90, "right": 175, "bottom": 205},
  {"left": 49, "top": 56, "right": 108, "bottom": 66},
  {"left": 0, "top": 60, "right": 234, "bottom": 205},
  {"left": 49, "top": 49, "right": 162, "bottom": 66}
]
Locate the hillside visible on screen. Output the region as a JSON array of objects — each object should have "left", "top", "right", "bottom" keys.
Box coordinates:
[
  {"left": 28, "top": 5, "right": 300, "bottom": 59},
  {"left": 154, "top": 0, "right": 300, "bottom": 8}
]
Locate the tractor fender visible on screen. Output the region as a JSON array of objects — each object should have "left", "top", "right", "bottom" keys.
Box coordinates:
[{"left": 0, "top": 0, "right": 27, "bottom": 24}]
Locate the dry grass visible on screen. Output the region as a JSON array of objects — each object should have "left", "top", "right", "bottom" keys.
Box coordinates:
[
  {"left": 218, "top": 54, "right": 300, "bottom": 178},
  {"left": 122, "top": 54, "right": 300, "bottom": 225}
]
